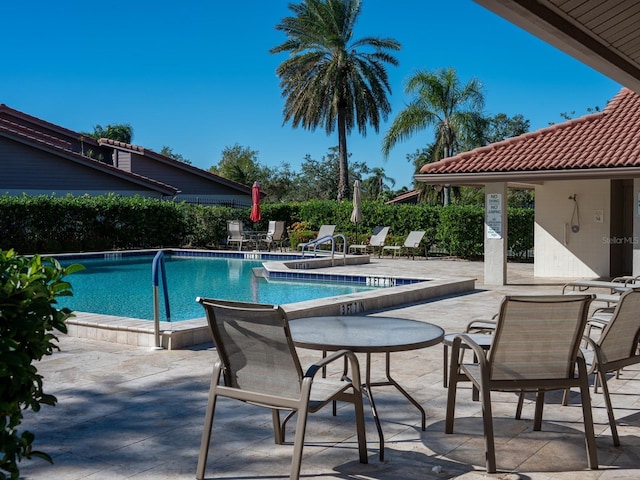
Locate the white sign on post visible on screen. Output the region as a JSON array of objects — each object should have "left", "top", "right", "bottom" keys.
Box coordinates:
[{"left": 486, "top": 193, "right": 502, "bottom": 239}]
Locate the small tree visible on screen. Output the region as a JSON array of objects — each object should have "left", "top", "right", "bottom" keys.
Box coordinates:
[{"left": 0, "top": 250, "right": 83, "bottom": 479}]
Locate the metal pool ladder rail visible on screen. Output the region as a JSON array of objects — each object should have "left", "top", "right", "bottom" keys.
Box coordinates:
[
  {"left": 301, "top": 233, "right": 346, "bottom": 265},
  {"left": 152, "top": 250, "right": 171, "bottom": 349}
]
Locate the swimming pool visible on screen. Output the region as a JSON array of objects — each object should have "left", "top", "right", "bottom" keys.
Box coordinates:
[{"left": 58, "top": 253, "right": 378, "bottom": 321}]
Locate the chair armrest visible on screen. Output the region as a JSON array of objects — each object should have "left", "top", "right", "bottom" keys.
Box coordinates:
[
  {"left": 581, "top": 335, "right": 598, "bottom": 351},
  {"left": 449, "top": 334, "right": 489, "bottom": 370},
  {"left": 465, "top": 314, "right": 498, "bottom": 333},
  {"left": 303, "top": 349, "right": 362, "bottom": 386}
]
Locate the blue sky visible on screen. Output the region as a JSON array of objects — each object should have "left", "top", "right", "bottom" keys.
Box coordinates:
[{"left": 2, "top": 0, "right": 622, "bottom": 189}]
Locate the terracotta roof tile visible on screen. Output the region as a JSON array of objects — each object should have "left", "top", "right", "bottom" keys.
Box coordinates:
[{"left": 420, "top": 87, "right": 640, "bottom": 176}]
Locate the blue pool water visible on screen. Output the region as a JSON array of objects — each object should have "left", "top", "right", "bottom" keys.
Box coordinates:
[{"left": 58, "top": 254, "right": 377, "bottom": 321}]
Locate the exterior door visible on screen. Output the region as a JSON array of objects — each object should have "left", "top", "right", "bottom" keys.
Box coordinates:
[{"left": 610, "top": 179, "right": 633, "bottom": 277}]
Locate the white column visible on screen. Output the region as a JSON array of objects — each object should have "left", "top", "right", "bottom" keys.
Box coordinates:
[{"left": 484, "top": 183, "right": 508, "bottom": 285}]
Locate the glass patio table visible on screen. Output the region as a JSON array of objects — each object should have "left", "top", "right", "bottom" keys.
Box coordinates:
[{"left": 289, "top": 315, "right": 444, "bottom": 461}]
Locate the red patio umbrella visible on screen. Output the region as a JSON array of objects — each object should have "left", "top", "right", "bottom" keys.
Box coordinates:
[{"left": 250, "top": 181, "right": 261, "bottom": 222}]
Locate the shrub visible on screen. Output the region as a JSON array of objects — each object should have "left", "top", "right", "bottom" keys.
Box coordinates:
[{"left": 0, "top": 250, "right": 83, "bottom": 479}]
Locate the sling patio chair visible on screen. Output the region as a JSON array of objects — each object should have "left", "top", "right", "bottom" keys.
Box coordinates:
[
  {"left": 226, "top": 220, "right": 248, "bottom": 251},
  {"left": 445, "top": 294, "right": 597, "bottom": 473},
  {"left": 259, "top": 220, "right": 286, "bottom": 251},
  {"left": 570, "top": 287, "right": 640, "bottom": 446},
  {"left": 348, "top": 226, "right": 389, "bottom": 257},
  {"left": 381, "top": 230, "right": 426, "bottom": 259},
  {"left": 195, "top": 298, "right": 368, "bottom": 480}
]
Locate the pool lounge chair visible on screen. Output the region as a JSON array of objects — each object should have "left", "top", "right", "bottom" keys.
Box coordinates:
[
  {"left": 195, "top": 298, "right": 368, "bottom": 480},
  {"left": 348, "top": 226, "right": 389, "bottom": 257},
  {"left": 298, "top": 224, "right": 336, "bottom": 251},
  {"left": 381, "top": 230, "right": 426, "bottom": 259}
]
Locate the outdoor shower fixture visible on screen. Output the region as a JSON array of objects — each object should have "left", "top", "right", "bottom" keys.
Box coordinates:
[{"left": 569, "top": 194, "right": 580, "bottom": 233}]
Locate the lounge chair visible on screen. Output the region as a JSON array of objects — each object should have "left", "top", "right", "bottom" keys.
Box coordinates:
[
  {"left": 260, "top": 220, "right": 286, "bottom": 251},
  {"left": 195, "top": 298, "right": 368, "bottom": 480},
  {"left": 381, "top": 230, "right": 426, "bottom": 259},
  {"left": 226, "top": 220, "right": 247, "bottom": 250},
  {"left": 298, "top": 224, "right": 336, "bottom": 251},
  {"left": 574, "top": 287, "right": 640, "bottom": 446},
  {"left": 445, "top": 294, "right": 597, "bottom": 473},
  {"left": 348, "top": 226, "right": 389, "bottom": 257}
]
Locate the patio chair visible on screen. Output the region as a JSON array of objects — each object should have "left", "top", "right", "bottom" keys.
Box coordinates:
[
  {"left": 298, "top": 224, "right": 336, "bottom": 251},
  {"left": 445, "top": 294, "right": 597, "bottom": 473},
  {"left": 381, "top": 230, "right": 426, "bottom": 259},
  {"left": 348, "top": 226, "right": 389, "bottom": 257},
  {"left": 226, "top": 220, "right": 247, "bottom": 251},
  {"left": 576, "top": 288, "right": 640, "bottom": 446},
  {"left": 195, "top": 298, "right": 368, "bottom": 480},
  {"left": 260, "top": 220, "right": 286, "bottom": 251}
]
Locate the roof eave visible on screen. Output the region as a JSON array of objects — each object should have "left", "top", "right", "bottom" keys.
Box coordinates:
[
  {"left": 415, "top": 166, "right": 640, "bottom": 186},
  {"left": 473, "top": 0, "right": 640, "bottom": 94}
]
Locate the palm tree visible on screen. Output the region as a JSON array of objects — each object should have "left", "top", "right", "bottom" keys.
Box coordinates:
[
  {"left": 382, "top": 67, "right": 484, "bottom": 205},
  {"left": 270, "top": 0, "right": 400, "bottom": 201},
  {"left": 362, "top": 167, "right": 395, "bottom": 200}
]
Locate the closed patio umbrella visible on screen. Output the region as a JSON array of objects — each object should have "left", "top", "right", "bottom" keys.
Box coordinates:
[
  {"left": 350, "top": 180, "right": 362, "bottom": 245},
  {"left": 250, "top": 181, "right": 261, "bottom": 223}
]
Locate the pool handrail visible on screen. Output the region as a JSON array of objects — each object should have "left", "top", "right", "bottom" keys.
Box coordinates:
[
  {"left": 152, "top": 250, "right": 171, "bottom": 349},
  {"left": 301, "top": 234, "right": 346, "bottom": 266}
]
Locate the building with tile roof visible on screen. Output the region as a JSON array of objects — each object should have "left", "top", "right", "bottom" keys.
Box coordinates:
[
  {"left": 416, "top": 88, "right": 640, "bottom": 283},
  {"left": 0, "top": 104, "right": 255, "bottom": 207}
]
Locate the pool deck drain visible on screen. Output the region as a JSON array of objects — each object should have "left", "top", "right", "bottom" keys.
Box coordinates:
[{"left": 65, "top": 251, "right": 477, "bottom": 349}]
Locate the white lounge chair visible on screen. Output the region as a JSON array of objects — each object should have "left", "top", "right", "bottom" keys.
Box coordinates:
[
  {"left": 382, "top": 230, "right": 426, "bottom": 259},
  {"left": 348, "top": 226, "right": 389, "bottom": 257}
]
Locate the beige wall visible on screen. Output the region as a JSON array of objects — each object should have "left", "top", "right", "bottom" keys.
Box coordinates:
[{"left": 534, "top": 179, "right": 610, "bottom": 278}]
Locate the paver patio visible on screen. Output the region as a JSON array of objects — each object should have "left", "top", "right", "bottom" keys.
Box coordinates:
[{"left": 18, "top": 258, "right": 640, "bottom": 479}]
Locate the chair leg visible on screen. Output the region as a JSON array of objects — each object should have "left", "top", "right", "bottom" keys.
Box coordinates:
[
  {"left": 272, "top": 409, "right": 284, "bottom": 444},
  {"left": 578, "top": 360, "right": 599, "bottom": 469},
  {"left": 515, "top": 390, "right": 525, "bottom": 419},
  {"left": 598, "top": 370, "right": 620, "bottom": 446},
  {"left": 290, "top": 406, "right": 308, "bottom": 480},
  {"left": 443, "top": 344, "right": 449, "bottom": 387},
  {"left": 533, "top": 390, "right": 545, "bottom": 431},
  {"left": 196, "top": 370, "right": 221, "bottom": 480},
  {"left": 351, "top": 387, "right": 369, "bottom": 464},
  {"left": 480, "top": 386, "right": 496, "bottom": 473},
  {"left": 445, "top": 350, "right": 462, "bottom": 434}
]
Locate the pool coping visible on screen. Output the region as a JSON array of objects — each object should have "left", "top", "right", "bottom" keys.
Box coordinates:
[{"left": 62, "top": 249, "right": 477, "bottom": 350}]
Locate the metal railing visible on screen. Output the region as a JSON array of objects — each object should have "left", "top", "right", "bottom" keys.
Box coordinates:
[
  {"left": 152, "top": 250, "right": 171, "bottom": 349},
  {"left": 301, "top": 234, "right": 347, "bottom": 266}
]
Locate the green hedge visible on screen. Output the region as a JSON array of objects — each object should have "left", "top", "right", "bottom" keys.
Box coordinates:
[{"left": 0, "top": 194, "right": 533, "bottom": 259}]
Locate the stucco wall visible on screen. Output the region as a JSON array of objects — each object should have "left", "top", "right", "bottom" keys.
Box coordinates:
[{"left": 534, "top": 179, "right": 610, "bottom": 278}]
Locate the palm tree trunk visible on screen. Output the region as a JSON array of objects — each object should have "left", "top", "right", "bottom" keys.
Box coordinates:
[{"left": 337, "top": 107, "right": 349, "bottom": 201}]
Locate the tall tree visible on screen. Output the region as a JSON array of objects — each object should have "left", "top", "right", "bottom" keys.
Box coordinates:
[
  {"left": 209, "top": 144, "right": 264, "bottom": 187},
  {"left": 270, "top": 0, "right": 400, "bottom": 201},
  {"left": 86, "top": 124, "right": 133, "bottom": 143},
  {"left": 382, "top": 67, "right": 484, "bottom": 205},
  {"left": 160, "top": 146, "right": 191, "bottom": 165}
]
